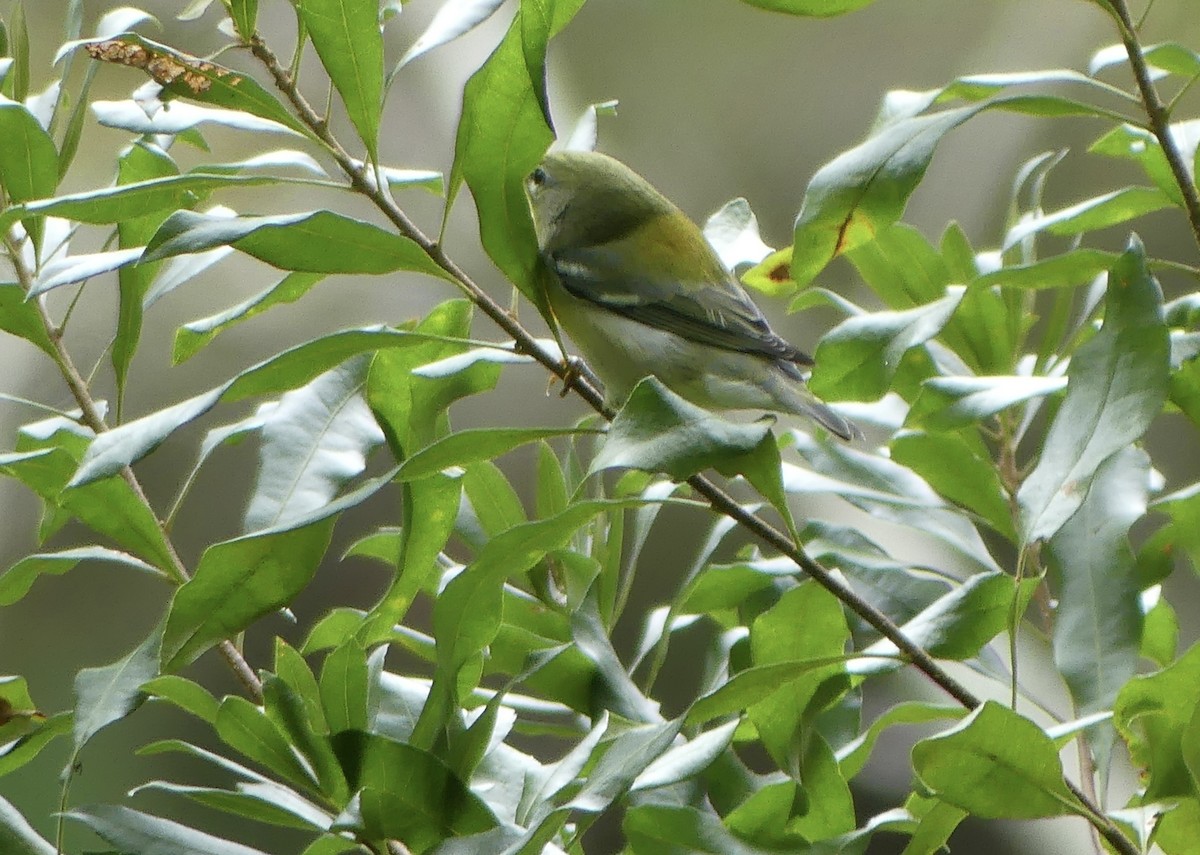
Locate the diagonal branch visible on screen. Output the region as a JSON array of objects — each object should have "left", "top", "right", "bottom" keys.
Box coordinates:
[{"left": 1109, "top": 0, "right": 1200, "bottom": 250}]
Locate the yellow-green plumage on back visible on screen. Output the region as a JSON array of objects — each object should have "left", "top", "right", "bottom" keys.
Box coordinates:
[{"left": 525, "top": 150, "right": 860, "bottom": 441}]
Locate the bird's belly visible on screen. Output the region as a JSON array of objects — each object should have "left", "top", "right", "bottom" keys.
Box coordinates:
[{"left": 551, "top": 290, "right": 777, "bottom": 411}]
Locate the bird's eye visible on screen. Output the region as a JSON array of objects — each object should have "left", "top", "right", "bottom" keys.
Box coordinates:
[{"left": 528, "top": 167, "right": 548, "bottom": 190}]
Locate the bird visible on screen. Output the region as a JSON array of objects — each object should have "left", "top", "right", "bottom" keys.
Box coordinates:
[{"left": 524, "top": 150, "right": 860, "bottom": 441}]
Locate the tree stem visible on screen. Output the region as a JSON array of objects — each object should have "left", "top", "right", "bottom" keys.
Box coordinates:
[{"left": 1109, "top": 0, "right": 1200, "bottom": 251}]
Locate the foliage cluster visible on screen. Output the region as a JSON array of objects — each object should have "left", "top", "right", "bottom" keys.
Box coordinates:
[{"left": 1, "top": 1, "right": 1199, "bottom": 854}]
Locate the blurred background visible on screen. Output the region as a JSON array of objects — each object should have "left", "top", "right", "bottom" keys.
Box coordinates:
[{"left": 2, "top": 1, "right": 1198, "bottom": 852}]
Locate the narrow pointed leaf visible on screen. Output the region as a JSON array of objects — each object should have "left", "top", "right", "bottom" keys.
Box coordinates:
[
  {"left": 143, "top": 209, "right": 447, "bottom": 278},
  {"left": 396, "top": 0, "right": 506, "bottom": 69},
  {"left": 298, "top": 0, "right": 383, "bottom": 157},
  {"left": 65, "top": 805, "right": 271, "bottom": 855},
  {"left": 0, "top": 546, "right": 163, "bottom": 606},
  {"left": 0, "top": 795, "right": 54, "bottom": 855},
  {"left": 173, "top": 272, "right": 325, "bottom": 363},
  {"left": 244, "top": 357, "right": 384, "bottom": 533},
  {"left": 73, "top": 627, "right": 161, "bottom": 753},
  {"left": 1019, "top": 239, "right": 1168, "bottom": 543},
  {"left": 0, "top": 102, "right": 58, "bottom": 203}
]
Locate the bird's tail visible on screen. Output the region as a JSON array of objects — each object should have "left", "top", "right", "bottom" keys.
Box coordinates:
[{"left": 768, "top": 368, "right": 863, "bottom": 442}]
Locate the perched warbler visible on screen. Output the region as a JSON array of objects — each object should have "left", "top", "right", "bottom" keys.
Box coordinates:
[{"left": 525, "top": 150, "right": 861, "bottom": 441}]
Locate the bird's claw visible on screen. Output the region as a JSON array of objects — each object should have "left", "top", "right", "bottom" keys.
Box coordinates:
[{"left": 547, "top": 356, "right": 583, "bottom": 398}]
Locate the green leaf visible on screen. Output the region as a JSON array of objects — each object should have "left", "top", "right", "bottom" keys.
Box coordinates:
[
  {"left": 1004, "top": 186, "right": 1173, "bottom": 246},
  {"left": 748, "top": 584, "right": 849, "bottom": 769},
  {"left": 333, "top": 732, "right": 497, "bottom": 844},
  {"left": 809, "top": 288, "right": 963, "bottom": 401},
  {"left": 739, "top": 0, "right": 876, "bottom": 15},
  {"left": 396, "top": 0, "right": 506, "bottom": 69},
  {"left": 319, "top": 639, "right": 369, "bottom": 734},
  {"left": 1091, "top": 123, "right": 1194, "bottom": 206},
  {"left": 2, "top": 1, "right": 29, "bottom": 101},
  {"left": 835, "top": 702, "right": 966, "bottom": 780},
  {"left": 846, "top": 222, "right": 948, "bottom": 310},
  {"left": 856, "top": 572, "right": 1034, "bottom": 670},
  {"left": 398, "top": 427, "right": 591, "bottom": 482},
  {"left": 298, "top": 0, "right": 383, "bottom": 158},
  {"left": 1141, "top": 594, "right": 1179, "bottom": 668},
  {"left": 129, "top": 780, "right": 329, "bottom": 832},
  {"left": 161, "top": 469, "right": 397, "bottom": 671},
  {"left": 0, "top": 710, "right": 72, "bottom": 777},
  {"left": 0, "top": 283, "right": 54, "bottom": 355},
  {"left": 971, "top": 249, "right": 1120, "bottom": 291},
  {"left": 355, "top": 473, "right": 461, "bottom": 646},
  {"left": 73, "top": 626, "right": 161, "bottom": 754},
  {"left": 593, "top": 379, "right": 793, "bottom": 530},
  {"left": 906, "top": 374, "right": 1066, "bottom": 431},
  {"left": 0, "top": 675, "right": 39, "bottom": 737},
  {"left": 1049, "top": 447, "right": 1146, "bottom": 718},
  {"left": 141, "top": 675, "right": 220, "bottom": 723},
  {"left": 791, "top": 105, "right": 982, "bottom": 288},
  {"left": 79, "top": 33, "right": 310, "bottom": 136},
  {"left": 1114, "top": 641, "right": 1200, "bottom": 800},
  {"left": 142, "top": 209, "right": 447, "bottom": 277},
  {"left": 216, "top": 696, "right": 317, "bottom": 792},
  {"left": 566, "top": 718, "right": 682, "bottom": 813},
  {"left": 65, "top": 804, "right": 271, "bottom": 855},
  {"left": 230, "top": 0, "right": 258, "bottom": 38},
  {"left": 890, "top": 431, "right": 1014, "bottom": 537},
  {"left": 244, "top": 356, "right": 383, "bottom": 532},
  {"left": 1018, "top": 238, "right": 1169, "bottom": 543},
  {"left": 112, "top": 141, "right": 179, "bottom": 415},
  {"left": 0, "top": 102, "right": 58, "bottom": 203},
  {"left": 625, "top": 803, "right": 779, "bottom": 855},
  {"left": 173, "top": 272, "right": 325, "bottom": 363},
  {"left": 688, "top": 658, "right": 850, "bottom": 725},
  {"left": 788, "top": 433, "right": 1000, "bottom": 573},
  {"left": 413, "top": 500, "right": 625, "bottom": 745},
  {"left": 272, "top": 639, "right": 329, "bottom": 734},
  {"left": 630, "top": 720, "right": 739, "bottom": 792},
  {"left": 6, "top": 420, "right": 177, "bottom": 571},
  {"left": 0, "top": 795, "right": 54, "bottom": 855},
  {"left": 366, "top": 300, "right": 490, "bottom": 453},
  {"left": 912, "top": 701, "right": 1085, "bottom": 819},
  {"left": 0, "top": 173, "right": 281, "bottom": 232},
  {"left": 71, "top": 326, "right": 471, "bottom": 487},
  {"left": 28, "top": 247, "right": 144, "bottom": 298},
  {"left": 0, "top": 546, "right": 164, "bottom": 606},
  {"left": 261, "top": 674, "right": 348, "bottom": 804},
  {"left": 450, "top": 0, "right": 584, "bottom": 295}
]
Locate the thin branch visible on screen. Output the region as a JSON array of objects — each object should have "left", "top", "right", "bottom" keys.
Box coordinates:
[
  {"left": 1, "top": 232, "right": 263, "bottom": 703},
  {"left": 244, "top": 33, "right": 1138, "bottom": 855},
  {"left": 1109, "top": 0, "right": 1200, "bottom": 250}
]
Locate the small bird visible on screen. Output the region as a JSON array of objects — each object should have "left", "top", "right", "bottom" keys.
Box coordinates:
[{"left": 524, "top": 150, "right": 860, "bottom": 441}]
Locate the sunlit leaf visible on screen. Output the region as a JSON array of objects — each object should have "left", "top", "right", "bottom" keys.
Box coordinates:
[
  {"left": 244, "top": 356, "right": 384, "bottom": 533},
  {"left": 913, "top": 701, "right": 1085, "bottom": 819},
  {"left": 1019, "top": 239, "right": 1168, "bottom": 543},
  {"left": 298, "top": 0, "right": 383, "bottom": 158},
  {"left": 65, "top": 805, "right": 271, "bottom": 855},
  {"left": 143, "top": 209, "right": 447, "bottom": 278},
  {"left": 396, "top": 0, "right": 507, "bottom": 70}
]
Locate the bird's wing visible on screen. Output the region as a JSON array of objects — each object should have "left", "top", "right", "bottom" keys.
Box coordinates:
[{"left": 546, "top": 242, "right": 813, "bottom": 365}]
